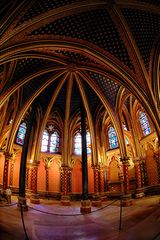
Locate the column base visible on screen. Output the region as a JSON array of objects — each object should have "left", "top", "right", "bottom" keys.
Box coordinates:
[
  {"left": 61, "top": 195, "right": 71, "bottom": 206},
  {"left": 92, "top": 200, "right": 102, "bottom": 207},
  {"left": 80, "top": 200, "right": 91, "bottom": 213},
  {"left": 25, "top": 189, "right": 32, "bottom": 199},
  {"left": 135, "top": 189, "right": 144, "bottom": 198},
  {"left": 17, "top": 196, "right": 28, "bottom": 211},
  {"left": 122, "top": 194, "right": 133, "bottom": 207},
  {"left": 92, "top": 194, "right": 102, "bottom": 207},
  {"left": 30, "top": 193, "right": 40, "bottom": 204}
]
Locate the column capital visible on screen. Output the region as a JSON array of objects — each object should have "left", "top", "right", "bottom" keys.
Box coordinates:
[
  {"left": 43, "top": 157, "right": 53, "bottom": 169},
  {"left": 120, "top": 156, "right": 130, "bottom": 164},
  {"left": 92, "top": 164, "right": 100, "bottom": 170},
  {"left": 133, "top": 157, "right": 142, "bottom": 165},
  {"left": 61, "top": 165, "right": 71, "bottom": 171},
  {"left": 29, "top": 161, "right": 40, "bottom": 168},
  {"left": 4, "top": 151, "right": 13, "bottom": 160}
]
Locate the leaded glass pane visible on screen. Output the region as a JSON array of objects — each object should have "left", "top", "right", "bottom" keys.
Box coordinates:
[
  {"left": 41, "top": 130, "right": 49, "bottom": 152},
  {"left": 16, "top": 122, "right": 27, "bottom": 145},
  {"left": 139, "top": 111, "right": 151, "bottom": 136},
  {"left": 50, "top": 131, "right": 59, "bottom": 153},
  {"left": 108, "top": 127, "right": 118, "bottom": 149}
]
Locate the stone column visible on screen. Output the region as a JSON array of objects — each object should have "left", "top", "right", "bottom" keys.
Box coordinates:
[
  {"left": 140, "top": 157, "right": 148, "bottom": 186},
  {"left": 133, "top": 157, "right": 144, "bottom": 198},
  {"left": 3, "top": 152, "right": 13, "bottom": 190},
  {"left": 154, "top": 150, "right": 160, "bottom": 184},
  {"left": 43, "top": 157, "right": 53, "bottom": 198},
  {"left": 93, "top": 166, "right": 99, "bottom": 194},
  {"left": 18, "top": 105, "right": 36, "bottom": 210},
  {"left": 9, "top": 157, "right": 15, "bottom": 188},
  {"left": 60, "top": 166, "right": 71, "bottom": 206},
  {"left": 120, "top": 157, "right": 132, "bottom": 206},
  {"left": 92, "top": 166, "right": 102, "bottom": 207},
  {"left": 104, "top": 167, "right": 109, "bottom": 192},
  {"left": 30, "top": 163, "right": 40, "bottom": 204},
  {"left": 118, "top": 164, "right": 124, "bottom": 193},
  {"left": 99, "top": 167, "right": 105, "bottom": 194},
  {"left": 25, "top": 166, "right": 32, "bottom": 199}
]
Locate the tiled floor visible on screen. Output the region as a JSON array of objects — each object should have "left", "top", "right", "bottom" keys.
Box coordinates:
[{"left": 0, "top": 195, "right": 160, "bottom": 240}]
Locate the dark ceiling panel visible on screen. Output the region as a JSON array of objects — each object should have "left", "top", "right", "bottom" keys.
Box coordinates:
[
  {"left": 122, "top": 8, "right": 160, "bottom": 70},
  {"left": 83, "top": 80, "right": 101, "bottom": 120},
  {"left": 21, "top": 71, "right": 55, "bottom": 106},
  {"left": 136, "top": 0, "right": 160, "bottom": 6},
  {"left": 54, "top": 80, "right": 68, "bottom": 115},
  {"left": 29, "top": 8, "right": 134, "bottom": 70},
  {"left": 14, "top": 58, "right": 56, "bottom": 81},
  {"left": 70, "top": 80, "right": 81, "bottom": 117},
  {"left": 36, "top": 77, "right": 60, "bottom": 111},
  {"left": 87, "top": 71, "right": 120, "bottom": 107},
  {"left": 16, "top": 0, "right": 81, "bottom": 26}
]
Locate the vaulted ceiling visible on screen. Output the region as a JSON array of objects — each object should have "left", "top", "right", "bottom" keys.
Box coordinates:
[{"left": 0, "top": 0, "right": 159, "bottom": 133}]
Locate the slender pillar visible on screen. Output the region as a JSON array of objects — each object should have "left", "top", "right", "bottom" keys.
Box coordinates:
[
  {"left": 104, "top": 167, "right": 109, "bottom": 192},
  {"left": 80, "top": 102, "right": 91, "bottom": 213},
  {"left": 3, "top": 152, "right": 13, "bottom": 190},
  {"left": 99, "top": 167, "right": 105, "bottom": 193},
  {"left": 154, "top": 150, "right": 160, "bottom": 183},
  {"left": 30, "top": 163, "right": 40, "bottom": 204},
  {"left": 60, "top": 166, "right": 71, "bottom": 206},
  {"left": 9, "top": 158, "right": 15, "bottom": 187},
  {"left": 120, "top": 157, "right": 132, "bottom": 206},
  {"left": 93, "top": 166, "right": 99, "bottom": 194},
  {"left": 140, "top": 158, "right": 148, "bottom": 186},
  {"left": 18, "top": 106, "right": 36, "bottom": 210},
  {"left": 92, "top": 165, "right": 102, "bottom": 207},
  {"left": 133, "top": 157, "right": 144, "bottom": 198},
  {"left": 25, "top": 166, "right": 32, "bottom": 199},
  {"left": 43, "top": 157, "right": 53, "bottom": 197}
]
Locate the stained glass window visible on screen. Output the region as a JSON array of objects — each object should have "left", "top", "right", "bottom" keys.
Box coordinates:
[
  {"left": 74, "top": 131, "right": 91, "bottom": 155},
  {"left": 139, "top": 111, "right": 151, "bottom": 136},
  {"left": 16, "top": 122, "right": 27, "bottom": 145},
  {"left": 123, "top": 123, "right": 127, "bottom": 130},
  {"left": 86, "top": 131, "right": 91, "bottom": 154},
  {"left": 125, "top": 137, "right": 129, "bottom": 145},
  {"left": 41, "top": 129, "right": 59, "bottom": 153},
  {"left": 41, "top": 130, "right": 49, "bottom": 152},
  {"left": 50, "top": 132, "right": 59, "bottom": 153},
  {"left": 108, "top": 127, "right": 118, "bottom": 149},
  {"left": 74, "top": 132, "right": 81, "bottom": 155}
]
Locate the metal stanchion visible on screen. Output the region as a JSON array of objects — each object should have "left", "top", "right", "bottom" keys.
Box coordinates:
[
  {"left": 119, "top": 195, "right": 123, "bottom": 231},
  {"left": 20, "top": 203, "right": 29, "bottom": 240}
]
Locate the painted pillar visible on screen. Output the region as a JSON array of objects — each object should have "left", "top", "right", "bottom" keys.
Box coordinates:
[
  {"left": 99, "top": 167, "right": 105, "bottom": 193},
  {"left": 133, "top": 157, "right": 144, "bottom": 198},
  {"left": 120, "top": 156, "right": 132, "bottom": 206},
  {"left": 60, "top": 166, "right": 71, "bottom": 206},
  {"left": 30, "top": 163, "right": 40, "bottom": 204},
  {"left": 25, "top": 167, "right": 30, "bottom": 190},
  {"left": 25, "top": 166, "right": 32, "bottom": 199},
  {"left": 43, "top": 157, "right": 53, "bottom": 196},
  {"left": 140, "top": 157, "right": 148, "bottom": 186},
  {"left": 3, "top": 152, "right": 13, "bottom": 190},
  {"left": 93, "top": 166, "right": 99, "bottom": 194},
  {"left": 104, "top": 167, "right": 109, "bottom": 192},
  {"left": 9, "top": 157, "right": 15, "bottom": 188},
  {"left": 154, "top": 150, "right": 160, "bottom": 183}
]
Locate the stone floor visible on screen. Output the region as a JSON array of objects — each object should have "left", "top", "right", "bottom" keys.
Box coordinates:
[{"left": 0, "top": 195, "right": 160, "bottom": 240}]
